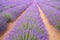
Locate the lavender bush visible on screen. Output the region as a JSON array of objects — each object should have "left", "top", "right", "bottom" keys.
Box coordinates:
[
  {"left": 0, "top": 15, "right": 7, "bottom": 36},
  {"left": 5, "top": 3, "right": 48, "bottom": 40},
  {"left": 1, "top": 0, "right": 60, "bottom": 40},
  {"left": 0, "top": 2, "right": 32, "bottom": 22},
  {"left": 0, "top": 0, "right": 32, "bottom": 13},
  {"left": 37, "top": 1, "right": 60, "bottom": 31},
  {"left": 0, "top": 0, "right": 32, "bottom": 36}
]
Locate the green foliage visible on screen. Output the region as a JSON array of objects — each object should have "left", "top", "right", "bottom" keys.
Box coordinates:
[
  {"left": 4, "top": 14, "right": 13, "bottom": 23},
  {"left": 52, "top": 6, "right": 60, "bottom": 10},
  {"left": 56, "top": 20, "right": 60, "bottom": 31},
  {"left": 31, "top": 35, "right": 37, "bottom": 40},
  {"left": 35, "top": 26, "right": 44, "bottom": 34},
  {"left": 23, "top": 23, "right": 29, "bottom": 30}
]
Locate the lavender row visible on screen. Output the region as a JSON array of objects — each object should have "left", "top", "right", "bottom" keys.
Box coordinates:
[
  {"left": 0, "top": 0, "right": 32, "bottom": 4},
  {"left": 0, "top": 0, "right": 32, "bottom": 6},
  {"left": 0, "top": 2, "right": 32, "bottom": 36},
  {"left": 37, "top": 0, "right": 60, "bottom": 11},
  {"left": 38, "top": 2, "right": 60, "bottom": 31},
  {"left": 0, "top": 15, "right": 8, "bottom": 37},
  {"left": 0, "top": 3, "right": 22, "bottom": 13},
  {"left": 5, "top": 3, "right": 48, "bottom": 40},
  {"left": 0, "top": 2, "right": 32, "bottom": 23},
  {"left": 0, "top": 0, "right": 32, "bottom": 13}
]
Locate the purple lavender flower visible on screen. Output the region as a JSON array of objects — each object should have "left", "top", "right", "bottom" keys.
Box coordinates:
[
  {"left": 0, "top": 0, "right": 32, "bottom": 37},
  {"left": 0, "top": 2, "right": 32, "bottom": 23},
  {"left": 37, "top": 0, "right": 60, "bottom": 31},
  {"left": 0, "top": 15, "right": 8, "bottom": 36},
  {"left": 5, "top": 17, "right": 48, "bottom": 40},
  {"left": 5, "top": 3, "right": 48, "bottom": 40}
]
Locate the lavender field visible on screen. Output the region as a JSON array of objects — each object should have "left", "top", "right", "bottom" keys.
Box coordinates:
[
  {"left": 37, "top": 0, "right": 60, "bottom": 31},
  {"left": 0, "top": 0, "right": 60, "bottom": 40}
]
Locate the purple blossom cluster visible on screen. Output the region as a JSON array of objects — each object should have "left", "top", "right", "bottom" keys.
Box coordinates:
[
  {"left": 37, "top": 0, "right": 60, "bottom": 31},
  {"left": 5, "top": 3, "right": 48, "bottom": 40},
  {"left": 0, "top": 0, "right": 32, "bottom": 36},
  {"left": 0, "top": 15, "right": 7, "bottom": 36},
  {"left": 1, "top": 0, "right": 60, "bottom": 40}
]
